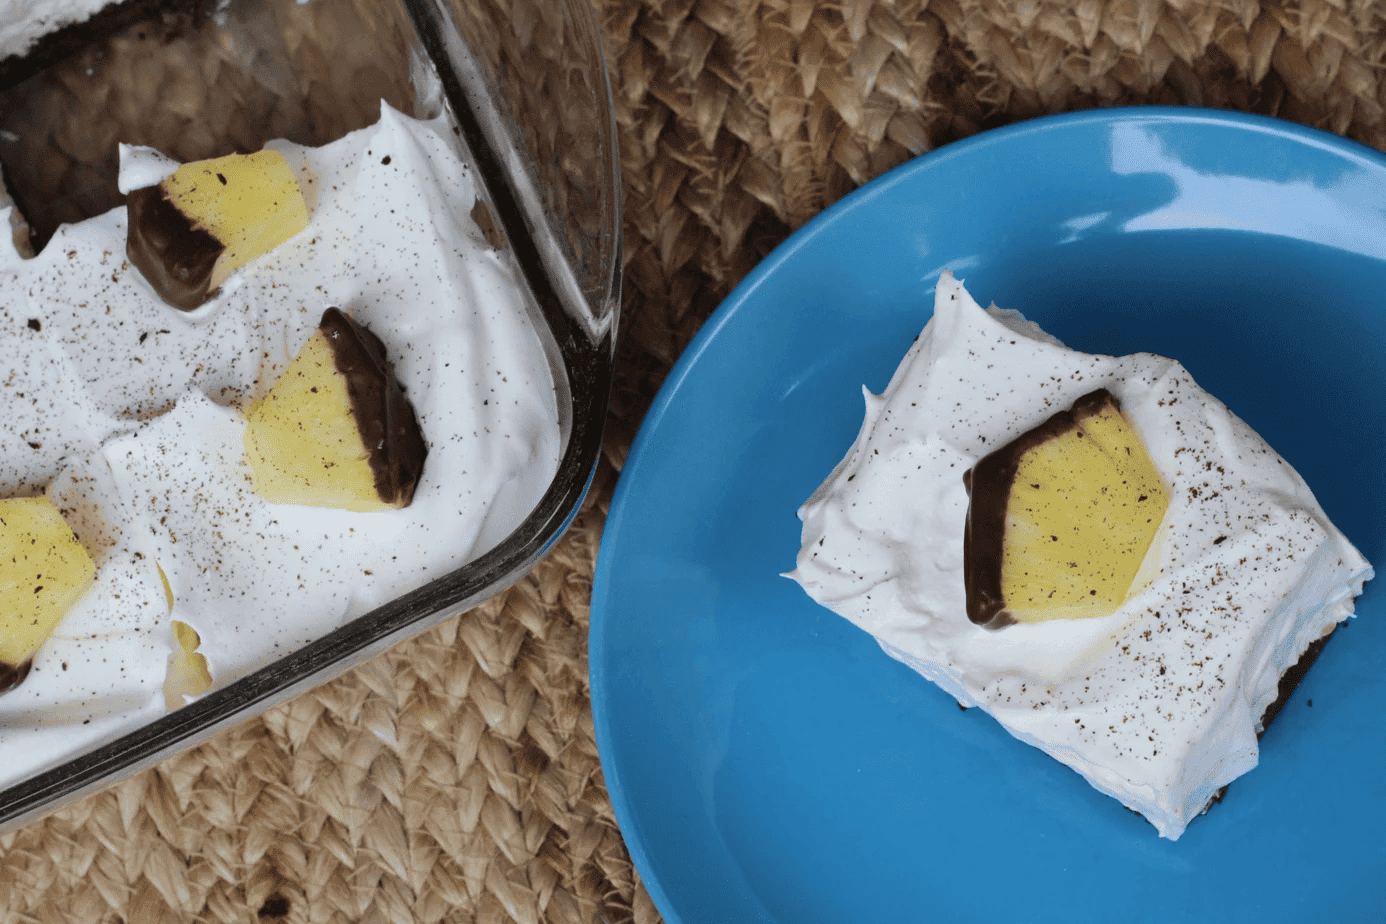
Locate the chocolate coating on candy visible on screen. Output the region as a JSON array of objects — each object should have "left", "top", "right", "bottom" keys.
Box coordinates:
[
  {"left": 319, "top": 308, "right": 428, "bottom": 507},
  {"left": 125, "top": 185, "right": 223, "bottom": 311},
  {"left": 0, "top": 659, "right": 32, "bottom": 695},
  {"left": 962, "top": 389, "right": 1120, "bottom": 630}
]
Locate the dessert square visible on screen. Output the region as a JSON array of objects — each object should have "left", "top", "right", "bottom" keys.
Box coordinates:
[{"left": 789, "top": 272, "right": 1373, "bottom": 839}]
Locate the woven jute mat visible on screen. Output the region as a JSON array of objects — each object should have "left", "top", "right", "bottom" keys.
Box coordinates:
[{"left": 2, "top": 0, "right": 1384, "bottom": 921}]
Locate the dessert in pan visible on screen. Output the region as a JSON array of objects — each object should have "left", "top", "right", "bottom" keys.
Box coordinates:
[
  {"left": 0, "top": 2, "right": 561, "bottom": 792},
  {"left": 790, "top": 272, "right": 1372, "bottom": 840}
]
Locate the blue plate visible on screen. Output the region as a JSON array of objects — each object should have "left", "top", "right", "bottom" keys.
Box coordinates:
[{"left": 590, "top": 108, "right": 1386, "bottom": 924}]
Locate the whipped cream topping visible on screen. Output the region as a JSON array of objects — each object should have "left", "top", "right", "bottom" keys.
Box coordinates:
[
  {"left": 0, "top": 103, "right": 560, "bottom": 789},
  {"left": 790, "top": 272, "right": 1372, "bottom": 840}
]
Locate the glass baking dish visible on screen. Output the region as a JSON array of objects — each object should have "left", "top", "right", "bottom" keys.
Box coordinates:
[{"left": 0, "top": 0, "right": 619, "bottom": 830}]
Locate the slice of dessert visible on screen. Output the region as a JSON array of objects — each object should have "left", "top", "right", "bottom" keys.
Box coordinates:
[
  {"left": 243, "top": 307, "right": 428, "bottom": 511},
  {"left": 0, "top": 497, "right": 96, "bottom": 693},
  {"left": 964, "top": 389, "right": 1170, "bottom": 628},
  {"left": 126, "top": 149, "right": 309, "bottom": 310},
  {"left": 790, "top": 272, "right": 1373, "bottom": 840}
]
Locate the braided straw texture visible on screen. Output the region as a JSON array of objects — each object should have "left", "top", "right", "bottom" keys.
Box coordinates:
[{"left": 3, "top": 0, "right": 1385, "bottom": 920}]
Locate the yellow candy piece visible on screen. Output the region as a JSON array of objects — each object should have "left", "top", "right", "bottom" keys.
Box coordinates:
[
  {"left": 243, "top": 309, "right": 427, "bottom": 512},
  {"left": 965, "top": 389, "right": 1169, "bottom": 627},
  {"left": 126, "top": 149, "right": 309, "bottom": 310},
  {"left": 0, "top": 497, "right": 96, "bottom": 692},
  {"left": 162, "top": 150, "right": 309, "bottom": 290}
]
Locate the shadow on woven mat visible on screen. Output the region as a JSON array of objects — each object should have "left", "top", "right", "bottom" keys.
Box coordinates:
[{"left": 3, "top": 0, "right": 1384, "bottom": 921}]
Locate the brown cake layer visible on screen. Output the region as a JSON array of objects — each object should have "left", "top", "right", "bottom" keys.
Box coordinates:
[
  {"left": 1198, "top": 625, "right": 1338, "bottom": 814},
  {"left": 1258, "top": 626, "right": 1336, "bottom": 733}
]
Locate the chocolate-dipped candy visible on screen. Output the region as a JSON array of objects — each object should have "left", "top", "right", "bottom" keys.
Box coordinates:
[
  {"left": 963, "top": 388, "right": 1169, "bottom": 629},
  {"left": 243, "top": 308, "right": 428, "bottom": 511},
  {"left": 0, "top": 497, "right": 96, "bottom": 693},
  {"left": 126, "top": 150, "right": 309, "bottom": 310}
]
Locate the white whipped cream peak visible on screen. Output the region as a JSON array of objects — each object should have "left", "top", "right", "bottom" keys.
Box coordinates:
[
  {"left": 790, "top": 271, "right": 1372, "bottom": 840},
  {"left": 116, "top": 144, "right": 180, "bottom": 194}
]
